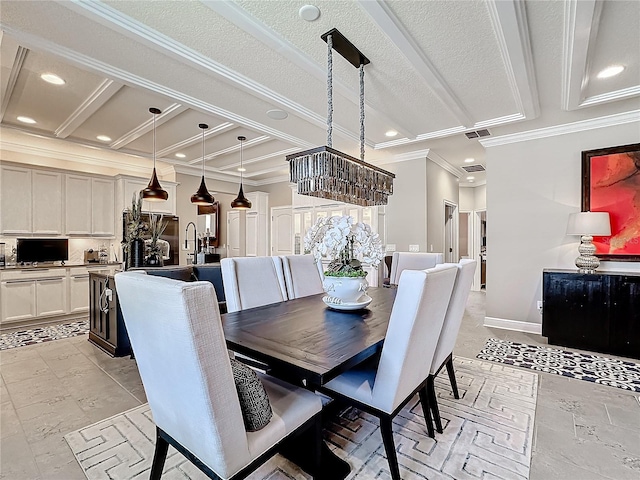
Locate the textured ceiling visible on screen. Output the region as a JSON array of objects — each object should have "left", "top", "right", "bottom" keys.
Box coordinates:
[{"left": 0, "top": 0, "right": 638, "bottom": 188}]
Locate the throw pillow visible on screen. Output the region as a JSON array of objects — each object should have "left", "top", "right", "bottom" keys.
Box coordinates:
[{"left": 230, "top": 358, "right": 273, "bottom": 431}]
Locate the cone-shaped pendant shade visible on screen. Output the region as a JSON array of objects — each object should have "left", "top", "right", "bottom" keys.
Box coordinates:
[
  {"left": 231, "top": 184, "right": 252, "bottom": 209},
  {"left": 142, "top": 168, "right": 169, "bottom": 202},
  {"left": 142, "top": 107, "right": 168, "bottom": 202},
  {"left": 191, "top": 123, "right": 214, "bottom": 206},
  {"left": 191, "top": 176, "right": 214, "bottom": 205}
]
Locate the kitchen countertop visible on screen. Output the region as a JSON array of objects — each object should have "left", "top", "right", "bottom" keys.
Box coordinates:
[{"left": 1, "top": 262, "right": 122, "bottom": 270}]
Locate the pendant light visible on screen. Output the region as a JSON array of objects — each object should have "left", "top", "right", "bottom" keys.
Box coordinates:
[
  {"left": 190, "top": 123, "right": 214, "bottom": 205},
  {"left": 142, "top": 107, "right": 169, "bottom": 202},
  {"left": 231, "top": 135, "right": 252, "bottom": 209}
]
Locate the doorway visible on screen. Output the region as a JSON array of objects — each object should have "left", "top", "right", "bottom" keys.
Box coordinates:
[
  {"left": 443, "top": 201, "right": 458, "bottom": 263},
  {"left": 471, "top": 209, "right": 486, "bottom": 291},
  {"left": 459, "top": 212, "right": 470, "bottom": 260}
]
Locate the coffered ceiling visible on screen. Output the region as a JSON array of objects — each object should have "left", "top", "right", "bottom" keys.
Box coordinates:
[{"left": 0, "top": 0, "right": 638, "bottom": 188}]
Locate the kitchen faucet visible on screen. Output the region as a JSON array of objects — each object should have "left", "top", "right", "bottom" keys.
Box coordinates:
[{"left": 185, "top": 222, "right": 197, "bottom": 265}]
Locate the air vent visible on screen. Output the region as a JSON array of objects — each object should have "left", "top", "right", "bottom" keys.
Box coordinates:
[
  {"left": 462, "top": 164, "right": 486, "bottom": 173},
  {"left": 465, "top": 129, "right": 491, "bottom": 139}
]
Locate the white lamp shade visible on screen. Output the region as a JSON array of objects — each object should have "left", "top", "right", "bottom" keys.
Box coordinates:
[{"left": 566, "top": 212, "right": 611, "bottom": 236}]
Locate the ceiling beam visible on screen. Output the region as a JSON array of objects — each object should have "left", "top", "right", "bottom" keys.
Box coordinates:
[
  {"left": 110, "top": 103, "right": 188, "bottom": 149},
  {"left": 54, "top": 79, "right": 123, "bottom": 138},
  {"left": 486, "top": 0, "right": 540, "bottom": 120},
  {"left": 219, "top": 147, "right": 300, "bottom": 171},
  {"left": 155, "top": 121, "right": 234, "bottom": 158},
  {"left": 358, "top": 0, "right": 474, "bottom": 128},
  {"left": 202, "top": 0, "right": 418, "bottom": 140},
  {"left": 0, "top": 45, "right": 27, "bottom": 123},
  {"left": 60, "top": 0, "right": 370, "bottom": 146},
  {"left": 188, "top": 135, "right": 271, "bottom": 165}
]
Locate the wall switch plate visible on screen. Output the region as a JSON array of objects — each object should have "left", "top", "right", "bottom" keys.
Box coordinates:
[
  {"left": 409, "top": 244, "right": 419, "bottom": 252},
  {"left": 537, "top": 301, "right": 543, "bottom": 312},
  {"left": 386, "top": 244, "right": 396, "bottom": 252}
]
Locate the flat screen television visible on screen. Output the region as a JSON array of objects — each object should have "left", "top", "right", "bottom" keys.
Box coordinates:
[{"left": 17, "top": 238, "right": 69, "bottom": 264}]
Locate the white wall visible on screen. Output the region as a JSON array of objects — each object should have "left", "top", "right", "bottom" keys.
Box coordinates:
[
  {"left": 459, "top": 187, "right": 475, "bottom": 211},
  {"left": 474, "top": 184, "right": 486, "bottom": 210},
  {"left": 247, "top": 181, "right": 290, "bottom": 208},
  {"left": 384, "top": 159, "right": 427, "bottom": 251},
  {"left": 426, "top": 159, "right": 459, "bottom": 254},
  {"left": 486, "top": 120, "right": 640, "bottom": 326}
]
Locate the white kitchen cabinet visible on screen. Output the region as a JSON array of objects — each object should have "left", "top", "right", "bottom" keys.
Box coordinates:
[
  {"left": 65, "top": 174, "right": 92, "bottom": 235},
  {"left": 69, "top": 274, "right": 90, "bottom": 313},
  {"left": 32, "top": 170, "right": 63, "bottom": 235},
  {"left": 36, "top": 276, "right": 68, "bottom": 316},
  {"left": 91, "top": 178, "right": 115, "bottom": 236},
  {"left": 0, "top": 165, "right": 32, "bottom": 234},
  {"left": 0, "top": 280, "right": 36, "bottom": 322},
  {"left": 117, "top": 175, "right": 177, "bottom": 215}
]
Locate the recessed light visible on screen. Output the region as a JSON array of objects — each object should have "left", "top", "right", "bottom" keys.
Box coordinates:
[
  {"left": 464, "top": 158, "right": 475, "bottom": 163},
  {"left": 40, "top": 73, "right": 65, "bottom": 85},
  {"left": 175, "top": 153, "right": 186, "bottom": 158},
  {"left": 267, "top": 109, "right": 288, "bottom": 120},
  {"left": 17, "top": 116, "right": 36, "bottom": 124},
  {"left": 466, "top": 176, "right": 475, "bottom": 180},
  {"left": 385, "top": 130, "right": 398, "bottom": 137},
  {"left": 237, "top": 167, "right": 246, "bottom": 172},
  {"left": 597, "top": 65, "right": 624, "bottom": 79},
  {"left": 299, "top": 5, "right": 320, "bottom": 21},
  {"left": 96, "top": 135, "right": 111, "bottom": 142}
]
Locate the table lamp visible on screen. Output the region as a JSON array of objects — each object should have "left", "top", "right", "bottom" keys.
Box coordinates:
[{"left": 566, "top": 211, "right": 611, "bottom": 273}]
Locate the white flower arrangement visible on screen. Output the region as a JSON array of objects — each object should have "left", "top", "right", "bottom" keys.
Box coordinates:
[{"left": 304, "top": 215, "right": 384, "bottom": 277}]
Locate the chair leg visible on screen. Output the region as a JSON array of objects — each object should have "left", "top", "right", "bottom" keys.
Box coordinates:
[
  {"left": 446, "top": 357, "right": 460, "bottom": 399},
  {"left": 379, "top": 417, "right": 401, "bottom": 480},
  {"left": 418, "top": 387, "right": 435, "bottom": 439},
  {"left": 427, "top": 376, "right": 443, "bottom": 434},
  {"left": 150, "top": 428, "right": 169, "bottom": 480}
]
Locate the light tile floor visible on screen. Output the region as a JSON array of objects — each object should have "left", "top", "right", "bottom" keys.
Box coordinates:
[{"left": 1, "top": 291, "right": 638, "bottom": 479}]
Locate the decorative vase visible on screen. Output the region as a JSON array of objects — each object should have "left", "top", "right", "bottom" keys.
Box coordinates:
[
  {"left": 323, "top": 275, "right": 368, "bottom": 303},
  {"left": 146, "top": 251, "right": 163, "bottom": 267},
  {"left": 129, "top": 239, "right": 145, "bottom": 269}
]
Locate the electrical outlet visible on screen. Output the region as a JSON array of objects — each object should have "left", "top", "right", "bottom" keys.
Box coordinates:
[
  {"left": 409, "top": 244, "right": 419, "bottom": 252},
  {"left": 537, "top": 301, "right": 543, "bottom": 312},
  {"left": 386, "top": 244, "right": 396, "bottom": 252}
]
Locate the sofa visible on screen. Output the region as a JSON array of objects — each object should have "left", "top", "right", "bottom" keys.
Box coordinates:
[{"left": 133, "top": 264, "right": 227, "bottom": 314}]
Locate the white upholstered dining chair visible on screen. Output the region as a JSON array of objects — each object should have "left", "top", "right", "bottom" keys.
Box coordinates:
[
  {"left": 221, "top": 256, "right": 288, "bottom": 313},
  {"left": 319, "top": 264, "right": 458, "bottom": 480},
  {"left": 389, "top": 252, "right": 444, "bottom": 285},
  {"left": 426, "top": 259, "right": 477, "bottom": 433},
  {"left": 114, "top": 272, "right": 323, "bottom": 480},
  {"left": 280, "top": 254, "right": 324, "bottom": 299}
]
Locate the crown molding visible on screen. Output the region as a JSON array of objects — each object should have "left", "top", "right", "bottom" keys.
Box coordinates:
[
  {"left": 0, "top": 133, "right": 151, "bottom": 175},
  {"left": 201, "top": 0, "right": 417, "bottom": 140},
  {"left": 156, "top": 122, "right": 234, "bottom": 158},
  {"left": 426, "top": 150, "right": 462, "bottom": 178},
  {"left": 460, "top": 180, "right": 487, "bottom": 188},
  {"left": 486, "top": 0, "right": 540, "bottom": 119},
  {"left": 254, "top": 174, "right": 290, "bottom": 186},
  {"left": 61, "top": 1, "right": 369, "bottom": 146},
  {"left": 220, "top": 148, "right": 299, "bottom": 171},
  {"left": 0, "top": 45, "right": 27, "bottom": 123},
  {"left": 55, "top": 79, "right": 123, "bottom": 139},
  {"left": 579, "top": 85, "right": 640, "bottom": 108},
  {"left": 479, "top": 109, "right": 640, "bottom": 147},
  {"left": 1, "top": 25, "right": 315, "bottom": 151},
  {"left": 169, "top": 164, "right": 258, "bottom": 186},
  {"left": 188, "top": 136, "right": 271, "bottom": 165},
  {"left": 377, "top": 148, "right": 430, "bottom": 166}
]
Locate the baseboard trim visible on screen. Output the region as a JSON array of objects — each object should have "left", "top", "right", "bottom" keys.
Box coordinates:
[{"left": 484, "top": 317, "right": 542, "bottom": 335}]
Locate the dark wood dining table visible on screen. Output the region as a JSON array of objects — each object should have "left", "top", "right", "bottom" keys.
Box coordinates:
[
  {"left": 221, "top": 287, "right": 397, "bottom": 479},
  {"left": 222, "top": 287, "right": 397, "bottom": 389}
]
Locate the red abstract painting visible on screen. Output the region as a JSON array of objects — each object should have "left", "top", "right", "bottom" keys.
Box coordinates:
[{"left": 582, "top": 143, "right": 640, "bottom": 261}]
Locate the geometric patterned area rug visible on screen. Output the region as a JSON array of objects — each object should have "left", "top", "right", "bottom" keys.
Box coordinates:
[
  {"left": 65, "top": 357, "right": 537, "bottom": 480},
  {"left": 0, "top": 319, "right": 88, "bottom": 350},
  {"left": 478, "top": 338, "right": 640, "bottom": 393}
]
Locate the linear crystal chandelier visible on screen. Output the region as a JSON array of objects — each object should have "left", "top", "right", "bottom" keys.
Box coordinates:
[{"left": 287, "top": 29, "right": 394, "bottom": 207}]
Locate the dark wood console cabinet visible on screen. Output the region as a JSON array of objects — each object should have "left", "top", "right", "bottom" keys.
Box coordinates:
[
  {"left": 89, "top": 272, "right": 131, "bottom": 357},
  {"left": 542, "top": 269, "right": 640, "bottom": 359}
]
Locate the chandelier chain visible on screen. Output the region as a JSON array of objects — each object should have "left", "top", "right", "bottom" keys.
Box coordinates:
[
  {"left": 359, "top": 63, "right": 365, "bottom": 161},
  {"left": 327, "top": 34, "right": 333, "bottom": 148}
]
